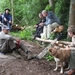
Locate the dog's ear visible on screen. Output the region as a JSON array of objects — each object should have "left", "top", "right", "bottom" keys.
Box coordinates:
[{"left": 49, "top": 48, "right": 53, "bottom": 56}]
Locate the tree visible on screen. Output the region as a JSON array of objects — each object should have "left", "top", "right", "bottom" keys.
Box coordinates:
[
  {"left": 55, "top": 0, "right": 70, "bottom": 26},
  {"left": 68, "top": 0, "right": 75, "bottom": 26},
  {"left": 49, "top": 0, "right": 55, "bottom": 12},
  {"left": 11, "top": 0, "right": 14, "bottom": 24}
]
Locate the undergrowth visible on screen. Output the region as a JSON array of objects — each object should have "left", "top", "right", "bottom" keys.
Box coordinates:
[{"left": 44, "top": 52, "right": 54, "bottom": 61}]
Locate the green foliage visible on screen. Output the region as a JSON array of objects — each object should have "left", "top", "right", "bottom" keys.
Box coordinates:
[
  {"left": 0, "top": 0, "right": 48, "bottom": 26},
  {"left": 0, "top": 0, "right": 70, "bottom": 28},
  {"left": 45, "top": 4, "right": 52, "bottom": 11},
  {"left": 44, "top": 52, "right": 54, "bottom": 61},
  {"left": 49, "top": 33, "right": 58, "bottom": 40},
  {"left": 11, "top": 26, "right": 34, "bottom": 41},
  {"left": 16, "top": 0, "right": 48, "bottom": 25},
  {"left": 20, "top": 29, "right": 32, "bottom": 40},
  {"left": 55, "top": 0, "right": 70, "bottom": 26},
  {"left": 0, "top": 0, "right": 10, "bottom": 12},
  {"left": 10, "top": 31, "right": 21, "bottom": 38},
  {"left": 19, "top": 26, "right": 34, "bottom": 40},
  {"left": 11, "top": 29, "right": 33, "bottom": 41}
]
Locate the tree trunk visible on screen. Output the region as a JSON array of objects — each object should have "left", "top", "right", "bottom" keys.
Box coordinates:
[
  {"left": 11, "top": 0, "right": 14, "bottom": 24},
  {"left": 68, "top": 0, "right": 75, "bottom": 26},
  {"left": 49, "top": 0, "right": 55, "bottom": 12}
]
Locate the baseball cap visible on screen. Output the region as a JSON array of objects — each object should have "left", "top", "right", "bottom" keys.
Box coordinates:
[{"left": 2, "top": 25, "right": 10, "bottom": 30}]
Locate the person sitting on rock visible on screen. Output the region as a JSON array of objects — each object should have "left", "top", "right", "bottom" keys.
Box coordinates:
[
  {"left": 0, "top": 25, "right": 36, "bottom": 60},
  {"left": 33, "top": 13, "right": 46, "bottom": 39},
  {"left": 40, "top": 10, "right": 61, "bottom": 39}
]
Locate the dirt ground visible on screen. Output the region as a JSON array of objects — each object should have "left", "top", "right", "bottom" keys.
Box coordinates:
[{"left": 0, "top": 40, "right": 64, "bottom": 75}]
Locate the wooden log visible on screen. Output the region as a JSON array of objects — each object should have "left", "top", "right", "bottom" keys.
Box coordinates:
[
  {"left": 37, "top": 44, "right": 52, "bottom": 59},
  {"left": 36, "top": 37, "right": 71, "bottom": 59},
  {"left": 36, "top": 37, "right": 71, "bottom": 45},
  {"left": 37, "top": 39, "right": 58, "bottom": 59}
]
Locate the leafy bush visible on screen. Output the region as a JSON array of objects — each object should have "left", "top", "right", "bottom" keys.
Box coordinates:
[
  {"left": 44, "top": 52, "right": 54, "bottom": 61},
  {"left": 45, "top": 4, "right": 52, "bottom": 11},
  {"left": 20, "top": 29, "right": 32, "bottom": 40},
  {"left": 10, "top": 31, "right": 21, "bottom": 38},
  {"left": 10, "top": 26, "right": 34, "bottom": 41},
  {"left": 55, "top": 0, "right": 70, "bottom": 26},
  {"left": 49, "top": 33, "right": 58, "bottom": 40}
]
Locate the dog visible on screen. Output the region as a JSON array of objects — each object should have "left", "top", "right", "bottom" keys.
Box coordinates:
[
  {"left": 49, "top": 46, "right": 71, "bottom": 73},
  {"left": 52, "top": 25, "right": 64, "bottom": 33},
  {"left": 12, "top": 24, "right": 25, "bottom": 31}
]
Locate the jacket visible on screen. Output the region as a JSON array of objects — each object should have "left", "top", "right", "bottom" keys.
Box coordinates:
[
  {"left": 2, "top": 13, "right": 12, "bottom": 22},
  {"left": 44, "top": 11, "right": 61, "bottom": 25},
  {"left": 0, "top": 31, "right": 15, "bottom": 48}
]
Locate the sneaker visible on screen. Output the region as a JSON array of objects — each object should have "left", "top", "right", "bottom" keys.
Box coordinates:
[
  {"left": 12, "top": 51, "right": 21, "bottom": 59},
  {"left": 0, "top": 52, "right": 8, "bottom": 59}
]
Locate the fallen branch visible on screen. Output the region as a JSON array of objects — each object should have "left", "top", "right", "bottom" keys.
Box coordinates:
[
  {"left": 37, "top": 39, "right": 58, "bottom": 59},
  {"left": 36, "top": 37, "right": 71, "bottom": 45}
]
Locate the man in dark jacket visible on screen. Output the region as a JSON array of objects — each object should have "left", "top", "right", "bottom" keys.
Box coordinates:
[{"left": 2, "top": 8, "right": 12, "bottom": 29}]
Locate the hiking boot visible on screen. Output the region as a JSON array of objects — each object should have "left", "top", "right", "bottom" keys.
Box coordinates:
[
  {"left": 64, "top": 69, "right": 75, "bottom": 75},
  {"left": 26, "top": 51, "right": 37, "bottom": 60},
  {"left": 12, "top": 51, "right": 21, "bottom": 59}
]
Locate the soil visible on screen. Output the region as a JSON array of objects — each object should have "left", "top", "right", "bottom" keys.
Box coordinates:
[{"left": 0, "top": 40, "right": 64, "bottom": 75}]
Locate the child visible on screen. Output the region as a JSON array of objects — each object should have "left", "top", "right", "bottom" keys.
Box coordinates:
[{"left": 64, "top": 25, "right": 75, "bottom": 75}]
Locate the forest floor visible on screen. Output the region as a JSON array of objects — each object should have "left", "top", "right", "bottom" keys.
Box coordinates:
[{"left": 0, "top": 40, "right": 65, "bottom": 75}]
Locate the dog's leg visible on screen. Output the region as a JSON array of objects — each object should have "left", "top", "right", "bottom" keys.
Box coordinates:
[
  {"left": 54, "top": 58, "right": 59, "bottom": 71},
  {"left": 60, "top": 62, "right": 64, "bottom": 73}
]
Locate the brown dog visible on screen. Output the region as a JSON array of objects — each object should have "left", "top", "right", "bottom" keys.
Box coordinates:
[
  {"left": 49, "top": 46, "right": 71, "bottom": 73},
  {"left": 52, "top": 25, "right": 64, "bottom": 33}
]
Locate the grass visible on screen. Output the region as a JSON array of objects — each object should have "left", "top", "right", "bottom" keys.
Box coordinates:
[{"left": 44, "top": 52, "right": 54, "bottom": 61}]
